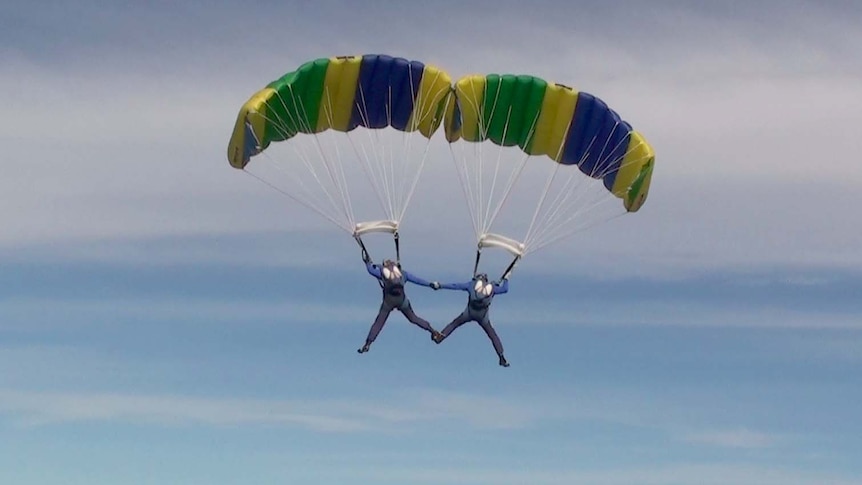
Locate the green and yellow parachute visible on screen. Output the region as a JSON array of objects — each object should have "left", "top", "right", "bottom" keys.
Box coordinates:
[
  {"left": 444, "top": 74, "right": 654, "bottom": 213},
  {"left": 226, "top": 55, "right": 655, "bottom": 269}
]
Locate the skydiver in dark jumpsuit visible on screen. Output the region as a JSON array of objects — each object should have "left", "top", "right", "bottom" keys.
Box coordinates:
[
  {"left": 430, "top": 273, "right": 510, "bottom": 367},
  {"left": 358, "top": 254, "right": 443, "bottom": 354}
]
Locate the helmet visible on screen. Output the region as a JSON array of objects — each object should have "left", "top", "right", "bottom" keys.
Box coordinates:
[
  {"left": 474, "top": 279, "right": 493, "bottom": 297},
  {"left": 381, "top": 260, "right": 402, "bottom": 281}
]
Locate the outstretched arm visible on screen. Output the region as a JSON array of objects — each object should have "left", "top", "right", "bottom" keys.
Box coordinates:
[
  {"left": 404, "top": 270, "right": 433, "bottom": 288},
  {"left": 493, "top": 279, "right": 509, "bottom": 295},
  {"left": 438, "top": 280, "right": 472, "bottom": 291},
  {"left": 365, "top": 261, "right": 382, "bottom": 279}
]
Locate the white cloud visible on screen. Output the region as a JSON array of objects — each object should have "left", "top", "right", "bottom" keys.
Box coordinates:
[
  {"left": 0, "top": 387, "right": 549, "bottom": 433},
  {"left": 0, "top": 383, "right": 789, "bottom": 446},
  {"left": 0, "top": 296, "right": 369, "bottom": 330},
  {"left": 359, "top": 463, "right": 862, "bottom": 485},
  {"left": 0, "top": 388, "right": 368, "bottom": 432},
  {"left": 2, "top": 269, "right": 858, "bottom": 332},
  {"left": 2, "top": 1, "right": 860, "bottom": 277},
  {"left": 683, "top": 428, "right": 777, "bottom": 449}
]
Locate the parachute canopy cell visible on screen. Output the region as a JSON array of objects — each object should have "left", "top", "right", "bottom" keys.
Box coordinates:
[
  {"left": 228, "top": 54, "right": 454, "bottom": 169},
  {"left": 444, "top": 74, "right": 654, "bottom": 212}
]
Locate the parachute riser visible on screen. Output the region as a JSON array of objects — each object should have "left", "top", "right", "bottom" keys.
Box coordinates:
[
  {"left": 474, "top": 233, "right": 525, "bottom": 280},
  {"left": 354, "top": 234, "right": 371, "bottom": 263},
  {"left": 472, "top": 244, "right": 522, "bottom": 282},
  {"left": 501, "top": 255, "right": 521, "bottom": 281},
  {"left": 394, "top": 231, "right": 401, "bottom": 266},
  {"left": 353, "top": 220, "right": 401, "bottom": 269},
  {"left": 354, "top": 234, "right": 384, "bottom": 289}
]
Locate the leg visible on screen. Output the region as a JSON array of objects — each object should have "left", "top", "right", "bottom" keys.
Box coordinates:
[
  {"left": 399, "top": 301, "right": 440, "bottom": 340},
  {"left": 437, "top": 310, "right": 472, "bottom": 342},
  {"left": 477, "top": 317, "right": 509, "bottom": 367},
  {"left": 359, "top": 301, "right": 393, "bottom": 353}
]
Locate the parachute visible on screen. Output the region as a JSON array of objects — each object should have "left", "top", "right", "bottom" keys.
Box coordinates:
[
  {"left": 443, "top": 74, "right": 655, "bottom": 277},
  {"left": 227, "top": 57, "right": 655, "bottom": 276},
  {"left": 227, "top": 54, "right": 453, "bottom": 258}
]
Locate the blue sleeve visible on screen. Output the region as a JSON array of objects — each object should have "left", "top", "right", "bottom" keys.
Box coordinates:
[
  {"left": 493, "top": 279, "right": 509, "bottom": 295},
  {"left": 440, "top": 280, "right": 471, "bottom": 291},
  {"left": 404, "top": 270, "right": 432, "bottom": 287},
  {"left": 366, "top": 262, "right": 382, "bottom": 279}
]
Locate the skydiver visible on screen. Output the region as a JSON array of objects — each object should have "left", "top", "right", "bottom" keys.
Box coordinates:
[
  {"left": 358, "top": 251, "right": 443, "bottom": 354},
  {"left": 429, "top": 273, "right": 511, "bottom": 367}
]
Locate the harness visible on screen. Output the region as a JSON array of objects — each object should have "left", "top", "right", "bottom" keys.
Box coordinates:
[
  {"left": 469, "top": 297, "right": 491, "bottom": 312},
  {"left": 385, "top": 282, "right": 404, "bottom": 298}
]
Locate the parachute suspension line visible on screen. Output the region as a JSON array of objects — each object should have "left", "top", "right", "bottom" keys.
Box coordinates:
[
  {"left": 392, "top": 77, "right": 420, "bottom": 225},
  {"left": 346, "top": 128, "right": 391, "bottom": 221},
  {"left": 390, "top": 81, "right": 410, "bottom": 225},
  {"left": 382, "top": 84, "right": 403, "bottom": 261},
  {"left": 253, "top": 108, "right": 335, "bottom": 215},
  {"left": 535, "top": 124, "right": 639, "bottom": 249},
  {"left": 467, "top": 83, "right": 542, "bottom": 244},
  {"left": 448, "top": 81, "right": 484, "bottom": 241},
  {"left": 528, "top": 133, "right": 653, "bottom": 252},
  {"left": 294, "top": 86, "right": 357, "bottom": 229},
  {"left": 242, "top": 169, "right": 353, "bottom": 233},
  {"left": 358, "top": 88, "right": 398, "bottom": 222},
  {"left": 397, "top": 123, "right": 433, "bottom": 223},
  {"left": 376, "top": 85, "right": 397, "bottom": 220},
  {"left": 336, "top": 75, "right": 445, "bottom": 265},
  {"left": 239, "top": 115, "right": 349, "bottom": 230},
  {"left": 527, "top": 212, "right": 627, "bottom": 256},
  {"left": 483, "top": 105, "right": 510, "bottom": 235},
  {"left": 276, "top": 87, "right": 353, "bottom": 225},
  {"left": 396, "top": 72, "right": 448, "bottom": 224},
  {"left": 524, "top": 124, "right": 639, "bottom": 254},
  {"left": 448, "top": 142, "right": 481, "bottom": 240},
  {"left": 321, "top": 89, "right": 358, "bottom": 226},
  {"left": 353, "top": 84, "right": 397, "bottom": 220},
  {"left": 253, "top": 146, "right": 344, "bottom": 229},
  {"left": 542, "top": 134, "right": 653, "bottom": 245},
  {"left": 526, "top": 180, "right": 613, "bottom": 254},
  {"left": 483, "top": 106, "right": 540, "bottom": 238},
  {"left": 456, "top": 79, "right": 492, "bottom": 242},
  {"left": 602, "top": 134, "right": 648, "bottom": 179},
  {"left": 353, "top": 81, "right": 432, "bottom": 226},
  {"left": 263, "top": 89, "right": 355, "bottom": 229},
  {"left": 522, "top": 161, "right": 563, "bottom": 251},
  {"left": 389, "top": 82, "right": 404, "bottom": 223},
  {"left": 529, "top": 177, "right": 628, "bottom": 250},
  {"left": 251, "top": 105, "right": 353, "bottom": 231},
  {"left": 592, "top": 121, "right": 625, "bottom": 178},
  {"left": 524, "top": 139, "right": 602, "bottom": 251},
  {"left": 523, "top": 111, "right": 574, "bottom": 252},
  {"left": 524, "top": 176, "right": 598, "bottom": 253},
  {"left": 478, "top": 80, "right": 504, "bottom": 237}
]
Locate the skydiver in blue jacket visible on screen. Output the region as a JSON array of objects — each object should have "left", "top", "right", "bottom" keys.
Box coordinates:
[
  {"left": 430, "top": 273, "right": 510, "bottom": 367},
  {"left": 358, "top": 253, "right": 443, "bottom": 354}
]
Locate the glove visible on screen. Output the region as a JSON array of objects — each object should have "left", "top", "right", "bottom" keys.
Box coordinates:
[{"left": 430, "top": 281, "right": 441, "bottom": 290}]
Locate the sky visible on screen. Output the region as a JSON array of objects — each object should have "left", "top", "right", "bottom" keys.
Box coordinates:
[{"left": 1, "top": 1, "right": 861, "bottom": 484}]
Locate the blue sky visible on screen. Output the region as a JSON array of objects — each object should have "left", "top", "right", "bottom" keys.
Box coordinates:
[{"left": 2, "top": 1, "right": 861, "bottom": 484}]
